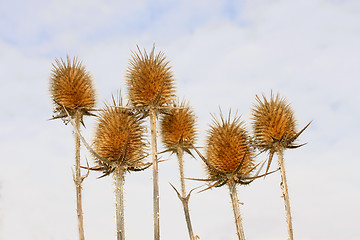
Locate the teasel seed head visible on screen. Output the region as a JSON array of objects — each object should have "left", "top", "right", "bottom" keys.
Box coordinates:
[
  {"left": 126, "top": 45, "right": 176, "bottom": 111},
  {"left": 206, "top": 111, "right": 254, "bottom": 181},
  {"left": 49, "top": 56, "right": 96, "bottom": 120},
  {"left": 160, "top": 99, "right": 198, "bottom": 154},
  {"left": 93, "top": 95, "right": 147, "bottom": 173},
  {"left": 251, "top": 93, "right": 298, "bottom": 152}
]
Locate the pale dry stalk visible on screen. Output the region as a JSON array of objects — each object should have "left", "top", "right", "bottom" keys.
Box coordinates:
[
  {"left": 74, "top": 110, "right": 85, "bottom": 240},
  {"left": 150, "top": 108, "right": 160, "bottom": 240},
  {"left": 114, "top": 168, "right": 126, "bottom": 240},
  {"left": 176, "top": 147, "right": 195, "bottom": 240},
  {"left": 228, "top": 180, "right": 246, "bottom": 240},
  {"left": 277, "top": 149, "right": 294, "bottom": 240}
]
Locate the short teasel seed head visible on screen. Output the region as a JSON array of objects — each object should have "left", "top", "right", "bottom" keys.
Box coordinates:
[
  {"left": 160, "top": 99, "right": 198, "bottom": 154},
  {"left": 206, "top": 111, "right": 254, "bottom": 181},
  {"left": 49, "top": 56, "right": 96, "bottom": 120},
  {"left": 251, "top": 92, "right": 298, "bottom": 152},
  {"left": 93, "top": 95, "right": 147, "bottom": 173},
  {"left": 126, "top": 45, "right": 176, "bottom": 110}
]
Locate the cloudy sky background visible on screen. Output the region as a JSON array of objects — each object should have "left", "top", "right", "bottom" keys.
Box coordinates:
[{"left": 1, "top": 0, "right": 359, "bottom": 239}]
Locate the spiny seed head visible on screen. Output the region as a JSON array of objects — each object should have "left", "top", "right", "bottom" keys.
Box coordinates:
[
  {"left": 251, "top": 93, "right": 297, "bottom": 151},
  {"left": 93, "top": 97, "right": 147, "bottom": 169},
  {"left": 160, "top": 100, "right": 197, "bottom": 154},
  {"left": 206, "top": 112, "right": 254, "bottom": 179},
  {"left": 49, "top": 56, "right": 96, "bottom": 118},
  {"left": 126, "top": 45, "right": 176, "bottom": 109}
]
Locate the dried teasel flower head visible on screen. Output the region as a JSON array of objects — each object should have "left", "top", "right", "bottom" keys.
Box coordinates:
[
  {"left": 251, "top": 92, "right": 310, "bottom": 174},
  {"left": 251, "top": 92, "right": 299, "bottom": 152},
  {"left": 205, "top": 111, "right": 254, "bottom": 182},
  {"left": 160, "top": 99, "right": 198, "bottom": 155},
  {"left": 49, "top": 56, "right": 96, "bottom": 120},
  {"left": 126, "top": 45, "right": 176, "bottom": 111},
  {"left": 92, "top": 94, "right": 147, "bottom": 176}
]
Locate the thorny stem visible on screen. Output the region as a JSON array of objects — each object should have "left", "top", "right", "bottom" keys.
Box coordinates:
[
  {"left": 176, "top": 147, "right": 196, "bottom": 240},
  {"left": 74, "top": 110, "right": 85, "bottom": 240},
  {"left": 277, "top": 149, "right": 294, "bottom": 240},
  {"left": 150, "top": 108, "right": 160, "bottom": 240},
  {"left": 228, "top": 181, "right": 246, "bottom": 240},
  {"left": 114, "top": 168, "right": 125, "bottom": 240}
]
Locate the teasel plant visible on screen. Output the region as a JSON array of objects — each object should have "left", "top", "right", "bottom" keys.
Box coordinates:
[
  {"left": 191, "top": 110, "right": 272, "bottom": 240},
  {"left": 126, "top": 45, "right": 176, "bottom": 240},
  {"left": 91, "top": 95, "right": 149, "bottom": 240},
  {"left": 49, "top": 56, "right": 96, "bottom": 240},
  {"left": 62, "top": 94, "right": 150, "bottom": 240},
  {"left": 160, "top": 99, "right": 199, "bottom": 240},
  {"left": 251, "top": 92, "right": 311, "bottom": 240}
]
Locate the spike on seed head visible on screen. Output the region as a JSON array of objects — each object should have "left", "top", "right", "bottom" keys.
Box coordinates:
[
  {"left": 93, "top": 95, "right": 147, "bottom": 170},
  {"left": 160, "top": 99, "right": 198, "bottom": 154},
  {"left": 206, "top": 111, "right": 254, "bottom": 179},
  {"left": 126, "top": 45, "right": 176, "bottom": 109},
  {"left": 251, "top": 92, "right": 298, "bottom": 151},
  {"left": 49, "top": 56, "right": 96, "bottom": 118}
]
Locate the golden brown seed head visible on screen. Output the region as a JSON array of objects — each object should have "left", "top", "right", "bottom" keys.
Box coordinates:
[
  {"left": 160, "top": 100, "right": 197, "bottom": 153},
  {"left": 206, "top": 112, "right": 254, "bottom": 179},
  {"left": 251, "top": 93, "right": 297, "bottom": 151},
  {"left": 93, "top": 99, "right": 147, "bottom": 169},
  {"left": 49, "top": 56, "right": 96, "bottom": 117},
  {"left": 126, "top": 46, "right": 176, "bottom": 109}
]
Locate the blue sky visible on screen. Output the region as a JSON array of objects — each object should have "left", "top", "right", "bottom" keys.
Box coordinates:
[{"left": 1, "top": 0, "right": 360, "bottom": 239}]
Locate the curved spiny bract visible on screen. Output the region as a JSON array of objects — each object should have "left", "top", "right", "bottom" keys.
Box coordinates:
[
  {"left": 160, "top": 100, "right": 198, "bottom": 154},
  {"left": 49, "top": 56, "right": 96, "bottom": 120},
  {"left": 92, "top": 99, "right": 147, "bottom": 173},
  {"left": 206, "top": 112, "right": 254, "bottom": 182},
  {"left": 126, "top": 45, "right": 176, "bottom": 111},
  {"left": 251, "top": 93, "right": 297, "bottom": 152}
]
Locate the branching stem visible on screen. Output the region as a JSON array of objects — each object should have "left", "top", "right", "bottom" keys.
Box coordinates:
[{"left": 176, "top": 147, "right": 196, "bottom": 240}]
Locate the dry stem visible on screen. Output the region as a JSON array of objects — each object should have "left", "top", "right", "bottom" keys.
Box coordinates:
[
  {"left": 74, "top": 110, "right": 85, "bottom": 240},
  {"left": 114, "top": 168, "right": 125, "bottom": 240},
  {"left": 150, "top": 108, "right": 160, "bottom": 240},
  {"left": 228, "top": 181, "right": 246, "bottom": 240},
  {"left": 176, "top": 147, "right": 196, "bottom": 240},
  {"left": 277, "top": 150, "right": 294, "bottom": 240}
]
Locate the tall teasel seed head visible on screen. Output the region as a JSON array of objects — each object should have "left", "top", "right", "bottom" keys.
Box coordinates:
[
  {"left": 93, "top": 96, "right": 147, "bottom": 171},
  {"left": 206, "top": 112, "right": 254, "bottom": 180},
  {"left": 126, "top": 45, "right": 176, "bottom": 109},
  {"left": 49, "top": 56, "right": 96, "bottom": 119},
  {"left": 251, "top": 93, "right": 298, "bottom": 151},
  {"left": 160, "top": 100, "right": 198, "bottom": 154}
]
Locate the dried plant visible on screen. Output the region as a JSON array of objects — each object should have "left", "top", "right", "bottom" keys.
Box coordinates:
[
  {"left": 49, "top": 56, "right": 96, "bottom": 240},
  {"left": 126, "top": 45, "right": 176, "bottom": 240},
  {"left": 126, "top": 45, "right": 176, "bottom": 111},
  {"left": 91, "top": 95, "right": 148, "bottom": 240},
  {"left": 49, "top": 56, "right": 96, "bottom": 123},
  {"left": 251, "top": 92, "right": 310, "bottom": 240},
  {"left": 160, "top": 99, "right": 198, "bottom": 239},
  {"left": 193, "top": 111, "right": 256, "bottom": 240}
]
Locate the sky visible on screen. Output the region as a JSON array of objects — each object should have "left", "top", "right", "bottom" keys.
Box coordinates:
[{"left": 0, "top": 0, "right": 360, "bottom": 239}]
